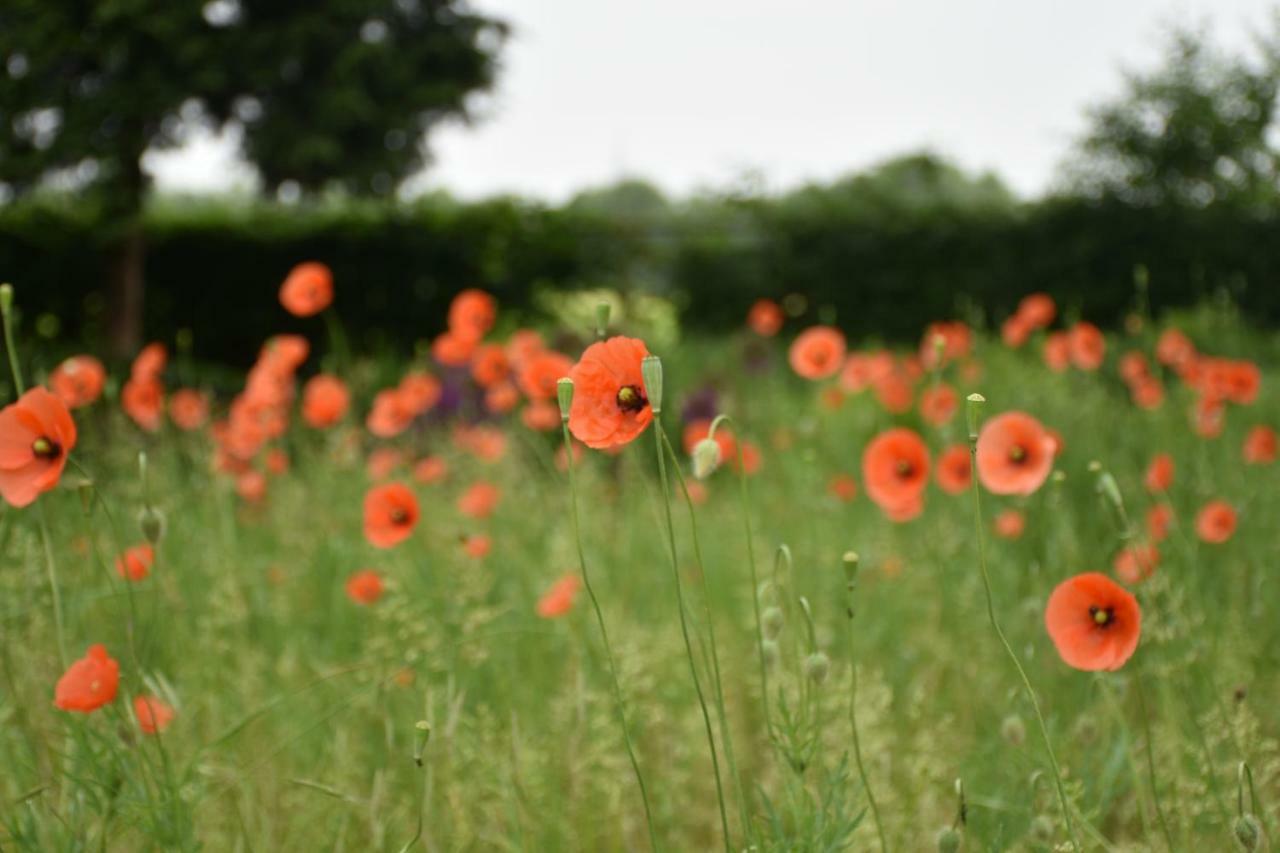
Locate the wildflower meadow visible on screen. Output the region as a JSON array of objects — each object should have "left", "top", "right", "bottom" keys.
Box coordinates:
[{"left": 0, "top": 268, "right": 1276, "bottom": 852}]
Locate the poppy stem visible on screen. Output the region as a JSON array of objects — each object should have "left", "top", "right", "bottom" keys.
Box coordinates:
[
  {"left": 844, "top": 552, "right": 889, "bottom": 853},
  {"left": 651, "top": 421, "right": 733, "bottom": 852},
  {"left": 1, "top": 286, "right": 69, "bottom": 668},
  {"left": 965, "top": 400, "right": 1079, "bottom": 851},
  {"left": 660, "top": 427, "right": 750, "bottom": 839},
  {"left": 708, "top": 414, "right": 771, "bottom": 729},
  {"left": 559, "top": 418, "right": 660, "bottom": 851},
  {"left": 1136, "top": 670, "right": 1177, "bottom": 851}
]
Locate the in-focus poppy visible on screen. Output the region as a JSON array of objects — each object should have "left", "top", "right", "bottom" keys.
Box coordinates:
[
  {"left": 567, "top": 337, "right": 654, "bottom": 450},
  {"left": 1195, "top": 500, "right": 1237, "bottom": 544},
  {"left": 747, "top": 299, "right": 784, "bottom": 337},
  {"left": 279, "top": 262, "right": 334, "bottom": 317},
  {"left": 1045, "top": 572, "right": 1141, "bottom": 672},
  {"left": 458, "top": 481, "right": 500, "bottom": 519},
  {"left": 935, "top": 444, "right": 972, "bottom": 495},
  {"left": 1243, "top": 425, "right": 1276, "bottom": 464},
  {"left": 537, "top": 573, "right": 582, "bottom": 618},
  {"left": 346, "top": 569, "right": 385, "bottom": 604},
  {"left": 862, "top": 428, "right": 930, "bottom": 516},
  {"left": 364, "top": 483, "right": 420, "bottom": 548},
  {"left": 49, "top": 356, "right": 106, "bottom": 409},
  {"left": 789, "top": 326, "right": 846, "bottom": 380},
  {"left": 54, "top": 644, "right": 120, "bottom": 712},
  {"left": 975, "top": 412, "right": 1055, "bottom": 496},
  {"left": 134, "top": 694, "right": 176, "bottom": 734},
  {"left": 0, "top": 387, "right": 77, "bottom": 507},
  {"left": 115, "top": 544, "right": 155, "bottom": 582},
  {"left": 302, "top": 375, "right": 350, "bottom": 428},
  {"left": 1144, "top": 454, "right": 1174, "bottom": 493}
]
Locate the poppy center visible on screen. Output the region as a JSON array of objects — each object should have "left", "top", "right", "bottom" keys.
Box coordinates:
[
  {"left": 895, "top": 459, "right": 915, "bottom": 478},
  {"left": 1008, "top": 444, "right": 1027, "bottom": 465},
  {"left": 390, "top": 507, "right": 409, "bottom": 525},
  {"left": 616, "top": 385, "right": 648, "bottom": 413},
  {"left": 32, "top": 437, "right": 62, "bottom": 460},
  {"left": 1089, "top": 605, "right": 1114, "bottom": 628}
]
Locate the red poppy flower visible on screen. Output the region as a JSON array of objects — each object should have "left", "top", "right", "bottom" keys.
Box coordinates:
[
  {"left": 862, "top": 428, "right": 930, "bottom": 515},
  {"left": 131, "top": 342, "right": 168, "bottom": 381},
  {"left": 1195, "top": 500, "right": 1236, "bottom": 544},
  {"left": 345, "top": 569, "right": 385, "bottom": 604},
  {"left": 463, "top": 533, "right": 491, "bottom": 559},
  {"left": 455, "top": 425, "right": 507, "bottom": 461},
  {"left": 1044, "top": 573, "right": 1141, "bottom": 672},
  {"left": 367, "top": 389, "right": 415, "bottom": 438},
  {"left": 506, "top": 329, "right": 546, "bottom": 368},
  {"left": 747, "top": 298, "right": 784, "bottom": 337},
  {"left": 1243, "top": 425, "right": 1277, "bottom": 464},
  {"left": 431, "top": 331, "right": 477, "bottom": 367},
  {"left": 122, "top": 375, "right": 165, "bottom": 432},
  {"left": 1016, "top": 293, "right": 1056, "bottom": 328},
  {"left": 54, "top": 644, "right": 120, "bottom": 712},
  {"left": 518, "top": 351, "right": 574, "bottom": 401},
  {"left": 115, "top": 544, "right": 155, "bottom": 582},
  {"left": 827, "top": 473, "right": 858, "bottom": 502},
  {"left": 1146, "top": 504, "right": 1173, "bottom": 543},
  {"left": 567, "top": 337, "right": 654, "bottom": 450},
  {"left": 935, "top": 444, "right": 972, "bottom": 495},
  {"left": 49, "top": 355, "right": 107, "bottom": 409},
  {"left": 485, "top": 381, "right": 520, "bottom": 414},
  {"left": 789, "top": 326, "right": 846, "bottom": 380},
  {"left": 840, "top": 351, "right": 892, "bottom": 392},
  {"left": 1144, "top": 454, "right": 1174, "bottom": 493},
  {"left": 1001, "top": 315, "right": 1032, "bottom": 349},
  {"left": 873, "top": 371, "right": 914, "bottom": 414},
  {"left": 169, "top": 389, "right": 210, "bottom": 431},
  {"left": 537, "top": 573, "right": 582, "bottom": 618},
  {"left": 413, "top": 456, "right": 448, "bottom": 485},
  {"left": 458, "top": 481, "right": 501, "bottom": 519},
  {"left": 730, "top": 441, "right": 762, "bottom": 476},
  {"left": 134, "top": 694, "right": 176, "bottom": 734},
  {"left": 994, "top": 509, "right": 1025, "bottom": 540},
  {"left": 1118, "top": 351, "right": 1150, "bottom": 384},
  {"left": 1043, "top": 332, "right": 1070, "bottom": 372},
  {"left": 470, "top": 344, "right": 510, "bottom": 388},
  {"left": 1130, "top": 378, "right": 1164, "bottom": 410},
  {"left": 364, "top": 483, "right": 419, "bottom": 548},
  {"left": 366, "top": 448, "right": 404, "bottom": 480},
  {"left": 1156, "top": 328, "right": 1195, "bottom": 368},
  {"left": 0, "top": 387, "right": 78, "bottom": 508},
  {"left": 279, "top": 262, "right": 333, "bottom": 317},
  {"left": 919, "top": 321, "right": 971, "bottom": 369},
  {"left": 918, "top": 383, "right": 958, "bottom": 426},
  {"left": 521, "top": 400, "right": 561, "bottom": 432},
  {"left": 236, "top": 470, "right": 267, "bottom": 503},
  {"left": 975, "top": 411, "right": 1055, "bottom": 496},
  {"left": 398, "top": 372, "right": 442, "bottom": 415},
  {"left": 448, "top": 289, "right": 497, "bottom": 342},
  {"left": 1067, "top": 322, "right": 1105, "bottom": 370},
  {"left": 1113, "top": 544, "right": 1159, "bottom": 585},
  {"left": 302, "top": 375, "right": 350, "bottom": 428}
]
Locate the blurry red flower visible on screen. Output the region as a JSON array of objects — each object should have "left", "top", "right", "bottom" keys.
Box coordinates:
[
  {"left": 122, "top": 376, "right": 165, "bottom": 432},
  {"left": 302, "top": 375, "right": 350, "bottom": 428},
  {"left": 827, "top": 473, "right": 858, "bottom": 502},
  {"left": 935, "top": 444, "right": 972, "bottom": 495},
  {"left": 134, "top": 694, "right": 176, "bottom": 735},
  {"left": 169, "top": 389, "right": 210, "bottom": 431},
  {"left": 537, "top": 573, "right": 582, "bottom": 618},
  {"left": 54, "top": 644, "right": 119, "bottom": 712},
  {"left": 458, "top": 481, "right": 500, "bottom": 519},
  {"left": 789, "top": 327, "right": 846, "bottom": 380},
  {"left": 364, "top": 483, "right": 419, "bottom": 548},
  {"left": 747, "top": 298, "right": 784, "bottom": 337},
  {"left": 0, "top": 387, "right": 77, "bottom": 507},
  {"left": 1144, "top": 453, "right": 1174, "bottom": 493},
  {"left": 1243, "top": 425, "right": 1276, "bottom": 464},
  {"left": 918, "top": 383, "right": 958, "bottom": 426},
  {"left": 1195, "top": 500, "right": 1236, "bottom": 544},
  {"left": 413, "top": 456, "right": 448, "bottom": 485},
  {"left": 518, "top": 351, "right": 574, "bottom": 401},
  {"left": 49, "top": 355, "right": 106, "bottom": 409},
  {"left": 448, "top": 289, "right": 496, "bottom": 342},
  {"left": 1113, "top": 544, "right": 1159, "bottom": 585},
  {"left": 1067, "top": 322, "right": 1105, "bottom": 370},
  {"left": 975, "top": 412, "right": 1055, "bottom": 496},
  {"left": 345, "top": 569, "right": 385, "bottom": 605},
  {"left": 115, "top": 544, "right": 154, "bottom": 582},
  {"left": 994, "top": 509, "right": 1025, "bottom": 540},
  {"left": 862, "top": 428, "right": 930, "bottom": 517},
  {"left": 279, "top": 262, "right": 333, "bottom": 317}
]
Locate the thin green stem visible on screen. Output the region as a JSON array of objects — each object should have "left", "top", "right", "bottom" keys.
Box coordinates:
[
  {"left": 845, "top": 570, "right": 887, "bottom": 853},
  {"left": 651, "top": 422, "right": 732, "bottom": 852},
  {"left": 560, "top": 421, "right": 659, "bottom": 851},
  {"left": 966, "top": 439, "right": 1079, "bottom": 850},
  {"left": 660, "top": 426, "right": 749, "bottom": 839},
  {"left": 1136, "top": 671, "right": 1177, "bottom": 851}
]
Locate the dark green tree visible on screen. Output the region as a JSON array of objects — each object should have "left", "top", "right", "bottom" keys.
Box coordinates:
[
  {"left": 0, "top": 0, "right": 506, "bottom": 354},
  {"left": 1064, "top": 21, "right": 1280, "bottom": 208}
]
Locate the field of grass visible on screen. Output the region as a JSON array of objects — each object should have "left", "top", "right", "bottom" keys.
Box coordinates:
[{"left": 0, "top": 279, "right": 1277, "bottom": 852}]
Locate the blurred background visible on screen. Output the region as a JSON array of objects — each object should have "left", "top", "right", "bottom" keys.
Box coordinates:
[{"left": 2, "top": 0, "right": 1279, "bottom": 365}]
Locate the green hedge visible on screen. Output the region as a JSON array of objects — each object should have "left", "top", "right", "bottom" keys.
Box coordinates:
[{"left": 1, "top": 192, "right": 1277, "bottom": 365}]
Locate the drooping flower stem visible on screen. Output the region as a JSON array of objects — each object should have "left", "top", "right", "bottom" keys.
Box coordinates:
[
  {"left": 708, "top": 415, "right": 770, "bottom": 727},
  {"left": 1, "top": 284, "right": 68, "bottom": 668},
  {"left": 645, "top": 358, "right": 733, "bottom": 852},
  {"left": 843, "top": 552, "right": 888, "bottom": 853},
  {"left": 659, "top": 425, "right": 749, "bottom": 837},
  {"left": 965, "top": 394, "right": 1079, "bottom": 850},
  {"left": 557, "top": 380, "right": 659, "bottom": 851}
]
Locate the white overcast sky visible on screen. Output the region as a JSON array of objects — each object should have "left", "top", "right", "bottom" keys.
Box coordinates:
[{"left": 147, "top": 0, "right": 1278, "bottom": 201}]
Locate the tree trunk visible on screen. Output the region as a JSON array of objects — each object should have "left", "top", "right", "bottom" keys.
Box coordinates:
[{"left": 106, "top": 226, "right": 145, "bottom": 360}]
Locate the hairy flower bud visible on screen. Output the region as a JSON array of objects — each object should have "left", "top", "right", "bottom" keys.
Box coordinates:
[
  {"left": 762, "top": 606, "right": 784, "bottom": 639},
  {"left": 1235, "top": 815, "right": 1263, "bottom": 851},
  {"left": 935, "top": 827, "right": 962, "bottom": 853},
  {"left": 138, "top": 505, "right": 167, "bottom": 545},
  {"left": 691, "top": 438, "right": 722, "bottom": 480},
  {"left": 803, "top": 652, "right": 830, "bottom": 685}
]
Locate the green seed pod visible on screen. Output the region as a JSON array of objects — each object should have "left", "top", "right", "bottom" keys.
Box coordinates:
[
  {"left": 640, "top": 356, "right": 663, "bottom": 415},
  {"left": 1235, "top": 814, "right": 1263, "bottom": 851},
  {"left": 691, "top": 438, "right": 722, "bottom": 480},
  {"left": 1028, "top": 814, "right": 1054, "bottom": 843},
  {"left": 936, "top": 826, "right": 962, "bottom": 853},
  {"left": 761, "top": 639, "right": 780, "bottom": 671},
  {"left": 556, "top": 378, "right": 574, "bottom": 421},
  {"left": 803, "top": 652, "right": 830, "bottom": 685},
  {"left": 1000, "top": 714, "right": 1026, "bottom": 747},
  {"left": 761, "top": 606, "right": 784, "bottom": 639},
  {"left": 138, "top": 505, "right": 167, "bottom": 545}
]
